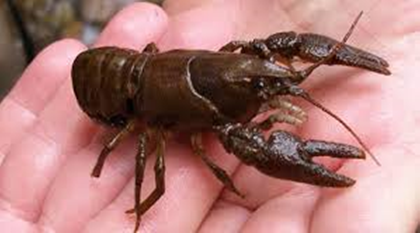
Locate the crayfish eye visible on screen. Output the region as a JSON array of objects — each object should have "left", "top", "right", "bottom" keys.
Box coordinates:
[{"left": 252, "top": 79, "right": 266, "bottom": 91}]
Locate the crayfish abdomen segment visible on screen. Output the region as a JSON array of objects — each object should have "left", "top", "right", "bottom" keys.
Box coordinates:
[{"left": 72, "top": 47, "right": 148, "bottom": 126}]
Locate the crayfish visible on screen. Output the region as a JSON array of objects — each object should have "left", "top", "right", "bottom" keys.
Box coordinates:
[{"left": 71, "top": 12, "right": 390, "bottom": 232}]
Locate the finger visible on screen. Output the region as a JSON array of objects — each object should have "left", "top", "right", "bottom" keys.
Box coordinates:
[
  {"left": 36, "top": 3, "right": 168, "bottom": 232},
  {"left": 198, "top": 200, "right": 250, "bottom": 233},
  {"left": 0, "top": 71, "right": 96, "bottom": 227},
  {"left": 164, "top": 0, "right": 298, "bottom": 42},
  {"left": 163, "top": 0, "right": 213, "bottom": 15},
  {"left": 39, "top": 134, "right": 138, "bottom": 232},
  {"left": 0, "top": 40, "right": 85, "bottom": 164},
  {"left": 0, "top": 40, "right": 87, "bottom": 228},
  {"left": 310, "top": 146, "right": 420, "bottom": 232},
  {"left": 159, "top": 1, "right": 237, "bottom": 50},
  {"left": 199, "top": 180, "right": 318, "bottom": 233},
  {"left": 94, "top": 3, "right": 167, "bottom": 49},
  {"left": 83, "top": 139, "right": 239, "bottom": 233},
  {"left": 240, "top": 187, "right": 319, "bottom": 232}
]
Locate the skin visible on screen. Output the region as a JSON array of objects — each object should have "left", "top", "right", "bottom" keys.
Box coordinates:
[{"left": 0, "top": 0, "right": 419, "bottom": 232}]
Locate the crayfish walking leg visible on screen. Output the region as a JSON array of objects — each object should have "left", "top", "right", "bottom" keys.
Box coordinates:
[
  {"left": 91, "top": 121, "right": 137, "bottom": 177},
  {"left": 191, "top": 134, "right": 244, "bottom": 197},
  {"left": 126, "top": 129, "right": 166, "bottom": 233}
]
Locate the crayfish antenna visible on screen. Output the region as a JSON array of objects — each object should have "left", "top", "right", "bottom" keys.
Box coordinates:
[{"left": 287, "top": 85, "right": 381, "bottom": 166}]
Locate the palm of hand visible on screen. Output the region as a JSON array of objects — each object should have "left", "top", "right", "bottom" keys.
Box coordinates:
[{"left": 0, "top": 0, "right": 418, "bottom": 232}]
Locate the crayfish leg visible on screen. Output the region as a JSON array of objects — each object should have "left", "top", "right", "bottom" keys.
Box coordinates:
[{"left": 191, "top": 133, "right": 244, "bottom": 198}]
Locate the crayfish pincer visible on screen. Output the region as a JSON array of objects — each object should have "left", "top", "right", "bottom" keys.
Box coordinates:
[{"left": 71, "top": 12, "right": 390, "bottom": 232}]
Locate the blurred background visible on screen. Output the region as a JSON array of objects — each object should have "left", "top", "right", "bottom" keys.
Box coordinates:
[{"left": 0, "top": 0, "right": 163, "bottom": 100}]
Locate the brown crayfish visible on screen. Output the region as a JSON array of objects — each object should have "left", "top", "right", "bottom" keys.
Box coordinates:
[{"left": 71, "top": 12, "right": 390, "bottom": 232}]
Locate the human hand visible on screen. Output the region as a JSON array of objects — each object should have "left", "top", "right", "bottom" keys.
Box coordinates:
[{"left": 0, "top": 1, "right": 419, "bottom": 232}]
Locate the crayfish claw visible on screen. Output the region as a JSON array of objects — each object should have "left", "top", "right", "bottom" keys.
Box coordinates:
[
  {"left": 315, "top": 34, "right": 392, "bottom": 75},
  {"left": 265, "top": 32, "right": 391, "bottom": 75},
  {"left": 217, "top": 124, "right": 361, "bottom": 188},
  {"left": 293, "top": 161, "right": 356, "bottom": 187},
  {"left": 258, "top": 131, "right": 358, "bottom": 187},
  {"left": 302, "top": 140, "right": 366, "bottom": 159}
]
